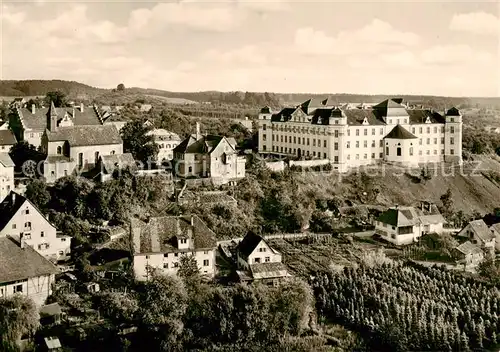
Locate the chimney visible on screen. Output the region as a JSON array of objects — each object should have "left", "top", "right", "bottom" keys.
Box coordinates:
[
  {"left": 80, "top": 103, "right": 84, "bottom": 112},
  {"left": 394, "top": 204, "right": 398, "bottom": 210},
  {"left": 20, "top": 233, "right": 25, "bottom": 249},
  {"left": 195, "top": 122, "right": 201, "bottom": 139},
  {"left": 190, "top": 215, "right": 194, "bottom": 227},
  {"left": 31, "top": 104, "right": 35, "bottom": 114},
  {"left": 11, "top": 192, "right": 15, "bottom": 204}
]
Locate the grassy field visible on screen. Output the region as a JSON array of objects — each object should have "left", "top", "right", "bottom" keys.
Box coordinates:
[
  {"left": 292, "top": 157, "right": 500, "bottom": 215},
  {"left": 269, "top": 237, "right": 402, "bottom": 278}
]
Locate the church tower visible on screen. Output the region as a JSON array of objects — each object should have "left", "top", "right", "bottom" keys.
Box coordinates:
[{"left": 47, "top": 101, "right": 58, "bottom": 132}]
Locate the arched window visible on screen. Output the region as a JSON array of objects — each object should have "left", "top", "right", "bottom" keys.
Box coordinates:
[
  {"left": 111, "top": 150, "right": 115, "bottom": 155},
  {"left": 409, "top": 147, "right": 413, "bottom": 156},
  {"left": 57, "top": 146, "right": 62, "bottom": 154},
  {"left": 397, "top": 147, "right": 402, "bottom": 156},
  {"left": 24, "top": 221, "right": 31, "bottom": 229}
]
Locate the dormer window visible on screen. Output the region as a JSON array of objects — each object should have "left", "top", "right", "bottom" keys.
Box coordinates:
[
  {"left": 425, "top": 117, "right": 431, "bottom": 124},
  {"left": 362, "top": 117, "right": 369, "bottom": 125}
]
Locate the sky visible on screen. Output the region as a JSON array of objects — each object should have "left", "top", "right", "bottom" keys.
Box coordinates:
[{"left": 0, "top": 0, "right": 499, "bottom": 96}]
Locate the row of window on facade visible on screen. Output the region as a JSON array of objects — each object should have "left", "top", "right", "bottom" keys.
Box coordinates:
[
  {"left": 12, "top": 222, "right": 35, "bottom": 231},
  {"left": 264, "top": 134, "right": 329, "bottom": 148},
  {"left": 159, "top": 143, "right": 177, "bottom": 149},
  {"left": 253, "top": 257, "right": 272, "bottom": 264},
  {"left": 267, "top": 145, "right": 329, "bottom": 159},
  {"left": 264, "top": 119, "right": 457, "bottom": 133},
  {"left": 0, "top": 284, "right": 24, "bottom": 295},
  {"left": 161, "top": 259, "right": 210, "bottom": 269}
]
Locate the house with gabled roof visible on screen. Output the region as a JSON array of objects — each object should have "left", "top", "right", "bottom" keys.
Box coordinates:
[
  {"left": 173, "top": 122, "right": 245, "bottom": 184},
  {"left": 98, "top": 153, "right": 136, "bottom": 182},
  {"left": 375, "top": 204, "right": 445, "bottom": 245},
  {"left": 40, "top": 102, "right": 124, "bottom": 183},
  {"left": 453, "top": 241, "right": 484, "bottom": 269},
  {"left": 0, "top": 153, "right": 14, "bottom": 202},
  {"left": 130, "top": 215, "right": 217, "bottom": 281},
  {"left": 11, "top": 102, "right": 102, "bottom": 148},
  {"left": 258, "top": 97, "right": 462, "bottom": 172},
  {"left": 0, "top": 235, "right": 59, "bottom": 306},
  {"left": 457, "top": 219, "right": 496, "bottom": 257},
  {"left": 0, "top": 129, "right": 17, "bottom": 151},
  {"left": 235, "top": 232, "right": 290, "bottom": 285},
  {"left": 0, "top": 191, "right": 71, "bottom": 262},
  {"left": 146, "top": 128, "right": 182, "bottom": 163}
]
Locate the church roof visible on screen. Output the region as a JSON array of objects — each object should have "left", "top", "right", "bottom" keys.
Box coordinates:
[
  {"left": 385, "top": 125, "right": 418, "bottom": 139},
  {"left": 46, "top": 125, "right": 122, "bottom": 147}
]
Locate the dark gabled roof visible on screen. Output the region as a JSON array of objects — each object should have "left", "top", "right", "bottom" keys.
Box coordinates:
[
  {"left": 310, "top": 108, "right": 344, "bottom": 125},
  {"left": 270, "top": 107, "right": 298, "bottom": 122},
  {"left": 45, "top": 155, "right": 72, "bottom": 163},
  {"left": 446, "top": 107, "right": 460, "bottom": 116},
  {"left": 406, "top": 109, "right": 446, "bottom": 124},
  {"left": 374, "top": 98, "right": 405, "bottom": 109},
  {"left": 131, "top": 215, "right": 217, "bottom": 255},
  {"left": 173, "top": 135, "right": 234, "bottom": 155},
  {"left": 16, "top": 105, "right": 101, "bottom": 130},
  {"left": 385, "top": 125, "right": 418, "bottom": 139},
  {"left": 455, "top": 241, "right": 483, "bottom": 255},
  {"left": 100, "top": 153, "right": 136, "bottom": 175},
  {"left": 377, "top": 207, "right": 420, "bottom": 227},
  {"left": 0, "top": 191, "right": 54, "bottom": 233},
  {"left": 0, "top": 129, "right": 17, "bottom": 145},
  {"left": 173, "top": 135, "right": 197, "bottom": 153},
  {"left": 0, "top": 191, "right": 28, "bottom": 232},
  {"left": 0, "top": 153, "right": 14, "bottom": 167},
  {"left": 0, "top": 236, "right": 59, "bottom": 283},
  {"left": 46, "top": 125, "right": 122, "bottom": 147},
  {"left": 373, "top": 99, "right": 409, "bottom": 118},
  {"left": 344, "top": 109, "right": 386, "bottom": 126},
  {"left": 468, "top": 220, "right": 495, "bottom": 242},
  {"left": 237, "top": 232, "right": 264, "bottom": 259},
  {"left": 249, "top": 262, "right": 289, "bottom": 280},
  {"left": 300, "top": 98, "right": 324, "bottom": 114}
]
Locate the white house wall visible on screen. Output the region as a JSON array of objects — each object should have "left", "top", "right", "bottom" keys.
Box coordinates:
[
  {"left": 0, "top": 164, "right": 14, "bottom": 202},
  {"left": 133, "top": 249, "right": 216, "bottom": 281},
  {"left": 0, "top": 200, "right": 70, "bottom": 260},
  {"left": 0, "top": 274, "right": 55, "bottom": 307}
]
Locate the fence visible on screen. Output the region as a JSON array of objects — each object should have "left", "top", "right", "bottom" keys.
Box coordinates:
[
  {"left": 289, "top": 159, "right": 330, "bottom": 168},
  {"left": 265, "top": 161, "right": 286, "bottom": 172}
]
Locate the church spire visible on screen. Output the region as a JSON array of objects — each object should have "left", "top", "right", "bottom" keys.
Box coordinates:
[{"left": 47, "top": 101, "right": 58, "bottom": 131}]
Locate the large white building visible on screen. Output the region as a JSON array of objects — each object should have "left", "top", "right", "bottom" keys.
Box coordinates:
[{"left": 258, "top": 98, "right": 463, "bottom": 172}]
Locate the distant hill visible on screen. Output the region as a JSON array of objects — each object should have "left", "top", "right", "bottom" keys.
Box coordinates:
[
  {"left": 0, "top": 80, "right": 107, "bottom": 100},
  {"left": 1, "top": 79, "right": 499, "bottom": 109}
]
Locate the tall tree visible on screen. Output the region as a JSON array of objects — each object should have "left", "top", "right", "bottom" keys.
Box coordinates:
[
  {"left": 117, "top": 83, "right": 125, "bottom": 91},
  {"left": 0, "top": 296, "right": 40, "bottom": 350},
  {"left": 25, "top": 179, "right": 50, "bottom": 210},
  {"left": 45, "top": 91, "right": 67, "bottom": 107},
  {"left": 137, "top": 273, "right": 188, "bottom": 351},
  {"left": 121, "top": 119, "right": 159, "bottom": 166}
]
